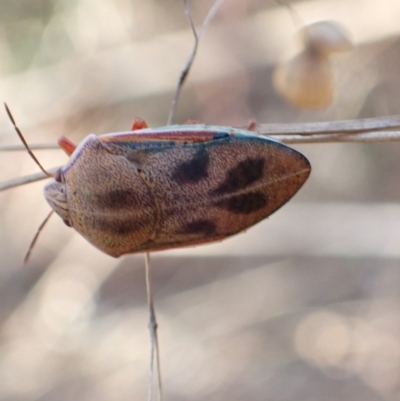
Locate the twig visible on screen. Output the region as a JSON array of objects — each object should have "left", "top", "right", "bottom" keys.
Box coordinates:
[
  {"left": 275, "top": 0, "right": 304, "bottom": 29},
  {"left": 146, "top": 3, "right": 227, "bottom": 400},
  {"left": 167, "top": 0, "right": 197, "bottom": 126},
  {"left": 3, "top": 112, "right": 400, "bottom": 153},
  {"left": 280, "top": 130, "right": 400, "bottom": 144},
  {"left": 145, "top": 252, "right": 162, "bottom": 401},
  {"left": 2, "top": 124, "right": 400, "bottom": 192},
  {"left": 167, "top": 0, "right": 226, "bottom": 125},
  {"left": 0, "top": 143, "right": 60, "bottom": 151},
  {"left": 252, "top": 114, "right": 400, "bottom": 135},
  {"left": 0, "top": 167, "right": 60, "bottom": 191}
]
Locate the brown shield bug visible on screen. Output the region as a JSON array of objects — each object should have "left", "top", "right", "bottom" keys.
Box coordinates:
[{"left": 5, "top": 106, "right": 311, "bottom": 259}]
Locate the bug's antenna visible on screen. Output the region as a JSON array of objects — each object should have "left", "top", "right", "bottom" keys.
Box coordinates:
[
  {"left": 4, "top": 103, "right": 53, "bottom": 178},
  {"left": 24, "top": 210, "right": 54, "bottom": 264}
]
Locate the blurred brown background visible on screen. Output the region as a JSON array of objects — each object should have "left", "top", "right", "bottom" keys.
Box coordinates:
[{"left": 1, "top": 0, "right": 400, "bottom": 400}]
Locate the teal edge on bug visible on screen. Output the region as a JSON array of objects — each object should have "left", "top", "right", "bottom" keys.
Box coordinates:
[{"left": 44, "top": 124, "right": 311, "bottom": 257}]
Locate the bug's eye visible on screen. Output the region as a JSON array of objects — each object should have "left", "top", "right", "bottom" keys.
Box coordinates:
[
  {"left": 55, "top": 169, "right": 63, "bottom": 183},
  {"left": 63, "top": 219, "right": 71, "bottom": 227}
]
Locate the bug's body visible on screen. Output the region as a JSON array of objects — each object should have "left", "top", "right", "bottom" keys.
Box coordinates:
[{"left": 44, "top": 125, "right": 311, "bottom": 257}]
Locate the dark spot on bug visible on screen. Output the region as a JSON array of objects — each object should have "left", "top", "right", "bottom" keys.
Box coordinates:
[
  {"left": 95, "top": 189, "right": 135, "bottom": 209},
  {"left": 214, "top": 191, "right": 268, "bottom": 214},
  {"left": 211, "top": 158, "right": 265, "bottom": 195},
  {"left": 177, "top": 219, "right": 217, "bottom": 236},
  {"left": 116, "top": 222, "right": 137, "bottom": 235},
  {"left": 95, "top": 218, "right": 140, "bottom": 235},
  {"left": 172, "top": 148, "right": 210, "bottom": 184}
]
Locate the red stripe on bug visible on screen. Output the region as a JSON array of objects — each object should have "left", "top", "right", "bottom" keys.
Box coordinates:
[{"left": 100, "top": 130, "right": 226, "bottom": 144}]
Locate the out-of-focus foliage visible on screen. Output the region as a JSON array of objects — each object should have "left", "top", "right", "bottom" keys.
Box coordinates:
[{"left": 1, "top": 1, "right": 400, "bottom": 401}]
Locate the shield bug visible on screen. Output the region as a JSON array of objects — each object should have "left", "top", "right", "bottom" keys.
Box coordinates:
[{"left": 5, "top": 106, "right": 311, "bottom": 258}]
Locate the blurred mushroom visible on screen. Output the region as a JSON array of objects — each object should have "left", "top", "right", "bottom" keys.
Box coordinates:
[{"left": 273, "top": 20, "right": 353, "bottom": 109}]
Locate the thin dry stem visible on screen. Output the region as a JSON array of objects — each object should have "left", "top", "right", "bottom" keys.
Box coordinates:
[
  {"left": 0, "top": 144, "right": 60, "bottom": 151},
  {"left": 2, "top": 112, "right": 400, "bottom": 152},
  {"left": 0, "top": 167, "right": 60, "bottom": 191},
  {"left": 167, "top": 0, "right": 197, "bottom": 126},
  {"left": 252, "top": 114, "right": 400, "bottom": 135},
  {"left": 147, "top": 3, "right": 226, "bottom": 400},
  {"left": 2, "top": 122, "right": 400, "bottom": 192},
  {"left": 275, "top": 0, "right": 304, "bottom": 29},
  {"left": 167, "top": 0, "right": 226, "bottom": 125},
  {"left": 280, "top": 130, "right": 400, "bottom": 144},
  {"left": 145, "top": 252, "right": 162, "bottom": 401}
]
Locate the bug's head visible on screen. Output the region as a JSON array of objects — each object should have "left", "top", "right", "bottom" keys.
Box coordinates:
[
  {"left": 3, "top": 103, "right": 73, "bottom": 262},
  {"left": 44, "top": 168, "right": 71, "bottom": 227}
]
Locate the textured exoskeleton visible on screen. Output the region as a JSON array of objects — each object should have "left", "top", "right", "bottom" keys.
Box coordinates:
[{"left": 44, "top": 125, "right": 311, "bottom": 257}]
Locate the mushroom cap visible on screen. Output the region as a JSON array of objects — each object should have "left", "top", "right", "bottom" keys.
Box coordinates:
[
  {"left": 273, "top": 50, "right": 334, "bottom": 109},
  {"left": 301, "top": 20, "right": 353, "bottom": 55}
]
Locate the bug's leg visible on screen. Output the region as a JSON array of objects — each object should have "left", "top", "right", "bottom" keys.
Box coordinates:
[
  {"left": 247, "top": 121, "right": 257, "bottom": 131},
  {"left": 131, "top": 118, "right": 149, "bottom": 130},
  {"left": 58, "top": 136, "right": 77, "bottom": 156}
]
